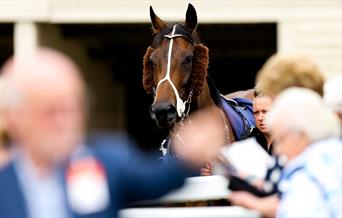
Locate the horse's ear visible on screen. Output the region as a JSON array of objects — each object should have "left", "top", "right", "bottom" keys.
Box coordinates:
[
  {"left": 190, "top": 44, "right": 209, "bottom": 96},
  {"left": 150, "top": 6, "right": 167, "bottom": 33},
  {"left": 143, "top": 46, "right": 155, "bottom": 94},
  {"left": 185, "top": 3, "right": 197, "bottom": 32}
]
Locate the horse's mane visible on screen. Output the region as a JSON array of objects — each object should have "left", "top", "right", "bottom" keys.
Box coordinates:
[
  {"left": 207, "top": 75, "right": 222, "bottom": 106},
  {"left": 151, "top": 24, "right": 200, "bottom": 48}
]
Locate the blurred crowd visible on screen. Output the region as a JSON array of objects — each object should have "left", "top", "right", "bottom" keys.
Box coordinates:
[
  {"left": 0, "top": 47, "right": 341, "bottom": 218},
  {"left": 227, "top": 54, "right": 342, "bottom": 218}
]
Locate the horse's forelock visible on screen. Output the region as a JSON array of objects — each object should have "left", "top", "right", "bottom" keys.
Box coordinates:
[{"left": 151, "top": 24, "right": 199, "bottom": 48}]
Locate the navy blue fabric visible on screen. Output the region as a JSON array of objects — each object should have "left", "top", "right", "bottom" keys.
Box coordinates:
[
  {"left": 0, "top": 132, "right": 194, "bottom": 218},
  {"left": 220, "top": 96, "right": 255, "bottom": 141},
  {"left": 264, "top": 156, "right": 285, "bottom": 195},
  {"left": 0, "top": 164, "right": 28, "bottom": 218}
]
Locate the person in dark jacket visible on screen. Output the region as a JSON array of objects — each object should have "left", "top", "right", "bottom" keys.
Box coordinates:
[
  {"left": 250, "top": 90, "right": 273, "bottom": 154},
  {"left": 0, "top": 47, "right": 225, "bottom": 218}
]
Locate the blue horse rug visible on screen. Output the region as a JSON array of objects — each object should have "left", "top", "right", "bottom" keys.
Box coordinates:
[{"left": 219, "top": 95, "right": 255, "bottom": 141}]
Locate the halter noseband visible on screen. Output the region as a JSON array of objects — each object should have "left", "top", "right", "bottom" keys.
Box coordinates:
[{"left": 154, "top": 24, "right": 194, "bottom": 118}]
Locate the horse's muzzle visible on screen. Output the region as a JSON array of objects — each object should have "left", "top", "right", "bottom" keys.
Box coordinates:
[{"left": 150, "top": 102, "right": 177, "bottom": 129}]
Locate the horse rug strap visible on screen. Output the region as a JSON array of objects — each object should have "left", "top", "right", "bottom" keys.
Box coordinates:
[{"left": 220, "top": 95, "right": 255, "bottom": 141}]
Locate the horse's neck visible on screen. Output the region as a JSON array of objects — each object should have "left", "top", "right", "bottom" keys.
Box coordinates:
[
  {"left": 192, "top": 81, "right": 216, "bottom": 110},
  {"left": 191, "top": 80, "right": 236, "bottom": 144}
]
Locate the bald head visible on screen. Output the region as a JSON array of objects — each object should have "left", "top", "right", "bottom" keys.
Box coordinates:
[
  {"left": 2, "top": 48, "right": 85, "bottom": 108},
  {"left": 1, "top": 48, "right": 87, "bottom": 167}
]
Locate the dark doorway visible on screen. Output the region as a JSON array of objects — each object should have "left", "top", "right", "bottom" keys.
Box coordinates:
[
  {"left": 199, "top": 24, "right": 277, "bottom": 93},
  {"left": 59, "top": 23, "right": 276, "bottom": 151},
  {"left": 0, "top": 24, "right": 14, "bottom": 68}
]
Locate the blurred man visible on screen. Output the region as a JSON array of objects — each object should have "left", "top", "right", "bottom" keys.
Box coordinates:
[
  {"left": 0, "top": 48, "right": 225, "bottom": 218},
  {"left": 229, "top": 88, "right": 342, "bottom": 217}
]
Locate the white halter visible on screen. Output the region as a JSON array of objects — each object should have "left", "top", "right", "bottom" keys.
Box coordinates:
[{"left": 155, "top": 24, "right": 189, "bottom": 117}]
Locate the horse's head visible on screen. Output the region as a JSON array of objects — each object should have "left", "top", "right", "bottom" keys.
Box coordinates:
[{"left": 143, "top": 3, "right": 209, "bottom": 129}]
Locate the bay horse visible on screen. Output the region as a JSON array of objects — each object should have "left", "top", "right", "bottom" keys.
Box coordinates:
[{"left": 142, "top": 3, "right": 255, "bottom": 162}]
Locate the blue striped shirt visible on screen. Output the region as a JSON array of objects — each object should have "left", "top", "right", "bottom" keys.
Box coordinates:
[{"left": 277, "top": 138, "right": 342, "bottom": 218}]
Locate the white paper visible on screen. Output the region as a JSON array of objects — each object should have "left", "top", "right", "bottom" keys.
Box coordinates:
[{"left": 220, "top": 138, "right": 273, "bottom": 180}]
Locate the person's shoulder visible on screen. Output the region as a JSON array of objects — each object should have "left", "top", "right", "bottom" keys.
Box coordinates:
[
  {"left": 249, "top": 127, "right": 261, "bottom": 135},
  {"left": 305, "top": 138, "right": 342, "bottom": 164},
  {"left": 86, "top": 129, "right": 134, "bottom": 148},
  {"left": 0, "top": 161, "right": 14, "bottom": 175},
  {"left": 304, "top": 138, "right": 342, "bottom": 179},
  {"left": 0, "top": 161, "right": 17, "bottom": 188},
  {"left": 85, "top": 129, "right": 142, "bottom": 163},
  {"left": 282, "top": 138, "right": 342, "bottom": 195}
]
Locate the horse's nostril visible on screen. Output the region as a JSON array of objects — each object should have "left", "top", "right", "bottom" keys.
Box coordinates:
[
  {"left": 166, "top": 105, "right": 177, "bottom": 120},
  {"left": 150, "top": 103, "right": 177, "bottom": 123}
]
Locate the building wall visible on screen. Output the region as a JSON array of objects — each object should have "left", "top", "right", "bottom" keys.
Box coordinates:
[
  {"left": 2, "top": 0, "right": 342, "bottom": 78},
  {"left": 38, "top": 24, "right": 125, "bottom": 130},
  {"left": 0, "top": 1, "right": 341, "bottom": 148}
]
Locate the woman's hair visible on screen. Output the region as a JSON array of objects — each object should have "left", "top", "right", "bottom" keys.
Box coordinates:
[
  {"left": 267, "top": 87, "right": 341, "bottom": 142},
  {"left": 255, "top": 53, "right": 325, "bottom": 97}
]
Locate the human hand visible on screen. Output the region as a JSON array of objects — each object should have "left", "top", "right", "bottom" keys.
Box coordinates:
[
  {"left": 200, "top": 163, "right": 212, "bottom": 176},
  {"left": 228, "top": 191, "right": 260, "bottom": 209},
  {"left": 171, "top": 106, "right": 226, "bottom": 169}
]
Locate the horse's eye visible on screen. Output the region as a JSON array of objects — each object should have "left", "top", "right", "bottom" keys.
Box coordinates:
[
  {"left": 148, "top": 58, "right": 156, "bottom": 68},
  {"left": 183, "top": 55, "right": 193, "bottom": 65}
]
